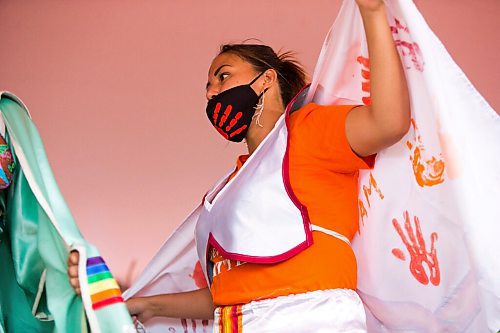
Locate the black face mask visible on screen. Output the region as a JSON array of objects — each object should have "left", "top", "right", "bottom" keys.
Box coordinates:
[{"left": 206, "top": 72, "right": 265, "bottom": 142}]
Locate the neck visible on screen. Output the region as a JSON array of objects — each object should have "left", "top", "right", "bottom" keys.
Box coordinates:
[{"left": 245, "top": 102, "right": 285, "bottom": 155}]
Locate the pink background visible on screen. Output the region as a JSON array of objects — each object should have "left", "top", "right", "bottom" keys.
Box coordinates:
[{"left": 0, "top": 1, "right": 498, "bottom": 284}]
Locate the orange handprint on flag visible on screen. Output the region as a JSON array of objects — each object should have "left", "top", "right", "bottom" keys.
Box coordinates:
[
  {"left": 407, "top": 119, "right": 445, "bottom": 187},
  {"left": 392, "top": 211, "right": 440, "bottom": 286}
]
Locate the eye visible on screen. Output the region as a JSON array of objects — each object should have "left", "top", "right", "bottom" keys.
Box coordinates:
[{"left": 219, "top": 72, "right": 229, "bottom": 81}]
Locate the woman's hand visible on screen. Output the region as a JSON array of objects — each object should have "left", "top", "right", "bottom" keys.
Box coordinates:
[
  {"left": 127, "top": 297, "right": 155, "bottom": 324},
  {"left": 355, "top": 0, "right": 385, "bottom": 12},
  {"left": 125, "top": 289, "right": 215, "bottom": 321},
  {"left": 67, "top": 250, "right": 81, "bottom": 294}
]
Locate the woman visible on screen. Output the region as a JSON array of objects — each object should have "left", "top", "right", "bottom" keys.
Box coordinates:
[{"left": 69, "top": 0, "right": 410, "bottom": 331}]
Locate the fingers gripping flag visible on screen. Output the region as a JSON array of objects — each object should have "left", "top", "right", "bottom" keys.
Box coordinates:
[{"left": 127, "top": 1, "right": 500, "bottom": 332}]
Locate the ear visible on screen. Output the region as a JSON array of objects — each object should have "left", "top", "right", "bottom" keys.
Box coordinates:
[{"left": 261, "top": 68, "right": 279, "bottom": 91}]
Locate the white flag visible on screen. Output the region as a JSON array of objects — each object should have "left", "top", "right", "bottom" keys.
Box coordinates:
[{"left": 127, "top": 1, "right": 500, "bottom": 332}]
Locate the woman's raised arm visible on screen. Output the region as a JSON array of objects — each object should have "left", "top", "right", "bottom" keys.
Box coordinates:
[{"left": 346, "top": 0, "right": 411, "bottom": 157}]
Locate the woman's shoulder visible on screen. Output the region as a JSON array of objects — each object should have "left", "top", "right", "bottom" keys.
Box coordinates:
[
  {"left": 289, "top": 103, "right": 358, "bottom": 126},
  {"left": 288, "top": 103, "right": 375, "bottom": 170}
]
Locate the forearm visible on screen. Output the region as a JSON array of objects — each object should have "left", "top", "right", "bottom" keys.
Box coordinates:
[
  {"left": 361, "top": 5, "right": 410, "bottom": 137},
  {"left": 136, "top": 288, "right": 215, "bottom": 320}
]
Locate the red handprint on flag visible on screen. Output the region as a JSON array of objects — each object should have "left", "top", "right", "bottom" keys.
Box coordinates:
[
  {"left": 391, "top": 18, "right": 425, "bottom": 72},
  {"left": 392, "top": 211, "right": 441, "bottom": 286},
  {"left": 356, "top": 56, "right": 371, "bottom": 106},
  {"left": 180, "top": 319, "right": 210, "bottom": 333},
  {"left": 189, "top": 261, "right": 208, "bottom": 288}
]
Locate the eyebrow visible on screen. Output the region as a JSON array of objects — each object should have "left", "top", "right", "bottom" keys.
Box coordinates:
[{"left": 206, "top": 64, "right": 232, "bottom": 89}]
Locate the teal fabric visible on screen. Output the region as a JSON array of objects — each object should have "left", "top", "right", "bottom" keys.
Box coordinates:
[
  {"left": 0, "top": 93, "right": 133, "bottom": 332},
  {"left": 0, "top": 225, "right": 53, "bottom": 332}
]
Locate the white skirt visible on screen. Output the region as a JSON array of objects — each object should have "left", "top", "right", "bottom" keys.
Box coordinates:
[{"left": 213, "top": 289, "right": 367, "bottom": 333}]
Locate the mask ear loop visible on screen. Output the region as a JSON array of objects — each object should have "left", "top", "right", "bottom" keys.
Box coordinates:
[{"left": 248, "top": 70, "right": 267, "bottom": 86}]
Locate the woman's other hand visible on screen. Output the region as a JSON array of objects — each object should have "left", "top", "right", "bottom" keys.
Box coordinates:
[
  {"left": 67, "top": 250, "right": 81, "bottom": 294},
  {"left": 124, "top": 289, "right": 215, "bottom": 322}
]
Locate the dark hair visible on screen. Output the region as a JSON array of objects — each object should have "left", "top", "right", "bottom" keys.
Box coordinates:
[{"left": 218, "top": 44, "right": 308, "bottom": 108}]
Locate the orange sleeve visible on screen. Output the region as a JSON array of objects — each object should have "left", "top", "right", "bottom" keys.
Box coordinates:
[{"left": 289, "top": 103, "right": 375, "bottom": 172}]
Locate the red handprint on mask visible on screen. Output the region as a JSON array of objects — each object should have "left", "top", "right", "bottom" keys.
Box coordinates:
[
  {"left": 213, "top": 102, "right": 248, "bottom": 139},
  {"left": 392, "top": 211, "right": 440, "bottom": 286}
]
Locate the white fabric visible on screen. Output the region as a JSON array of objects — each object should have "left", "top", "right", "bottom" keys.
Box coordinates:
[
  {"left": 123, "top": 206, "right": 212, "bottom": 332},
  {"left": 307, "top": 1, "right": 499, "bottom": 332},
  {"left": 196, "top": 114, "right": 311, "bottom": 281},
  {"left": 213, "top": 289, "right": 366, "bottom": 333},
  {"left": 126, "top": 1, "right": 500, "bottom": 332}
]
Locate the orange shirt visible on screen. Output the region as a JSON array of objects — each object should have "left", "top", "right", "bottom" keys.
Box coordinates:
[{"left": 210, "top": 103, "right": 375, "bottom": 306}]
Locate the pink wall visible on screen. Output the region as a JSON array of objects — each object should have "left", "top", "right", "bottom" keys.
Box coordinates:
[{"left": 0, "top": 1, "right": 498, "bottom": 283}]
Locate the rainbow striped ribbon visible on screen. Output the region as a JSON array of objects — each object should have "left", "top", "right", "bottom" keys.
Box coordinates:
[{"left": 86, "top": 256, "right": 124, "bottom": 310}]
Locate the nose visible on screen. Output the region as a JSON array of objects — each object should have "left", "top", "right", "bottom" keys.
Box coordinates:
[{"left": 206, "top": 85, "right": 219, "bottom": 101}]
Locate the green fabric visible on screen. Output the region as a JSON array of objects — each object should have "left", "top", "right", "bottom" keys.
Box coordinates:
[
  {"left": 0, "top": 93, "right": 133, "bottom": 332},
  {"left": 88, "top": 272, "right": 113, "bottom": 284},
  {"left": 0, "top": 124, "right": 53, "bottom": 332},
  {"left": 0, "top": 218, "right": 53, "bottom": 332}
]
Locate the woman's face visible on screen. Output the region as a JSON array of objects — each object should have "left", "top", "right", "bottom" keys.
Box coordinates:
[{"left": 206, "top": 53, "right": 262, "bottom": 101}]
